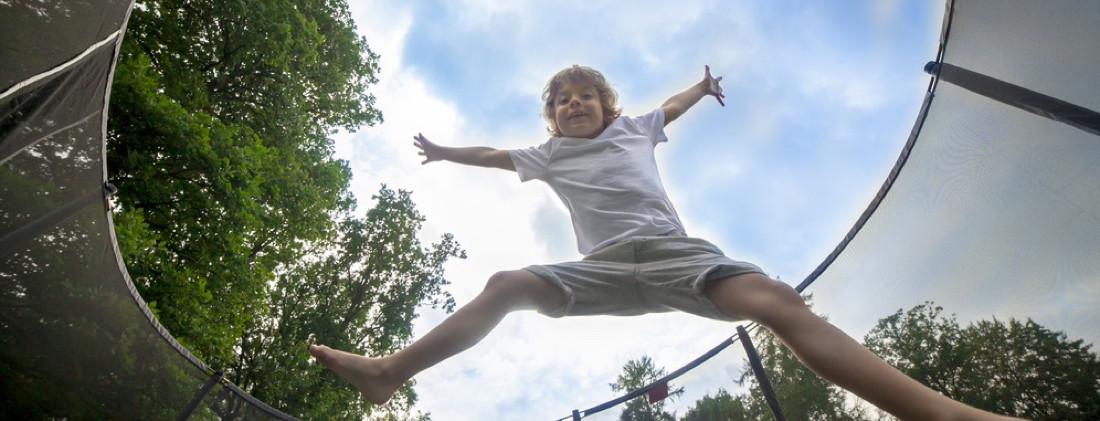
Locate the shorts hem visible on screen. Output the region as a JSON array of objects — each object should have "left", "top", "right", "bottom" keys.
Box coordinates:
[
  {"left": 523, "top": 265, "right": 575, "bottom": 318},
  {"left": 693, "top": 263, "right": 768, "bottom": 294},
  {"left": 689, "top": 263, "right": 767, "bottom": 321}
]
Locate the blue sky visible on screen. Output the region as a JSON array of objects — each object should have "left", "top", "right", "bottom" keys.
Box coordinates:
[{"left": 336, "top": 1, "right": 943, "bottom": 419}]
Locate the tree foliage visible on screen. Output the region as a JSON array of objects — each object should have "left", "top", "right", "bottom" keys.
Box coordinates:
[
  {"left": 737, "top": 323, "right": 867, "bottom": 421},
  {"left": 677, "top": 302, "right": 1099, "bottom": 420},
  {"left": 232, "top": 187, "right": 461, "bottom": 420},
  {"left": 865, "top": 302, "right": 1100, "bottom": 420},
  {"left": 681, "top": 390, "right": 750, "bottom": 421},
  {"left": 108, "top": 0, "right": 381, "bottom": 369},
  {"left": 101, "top": 0, "right": 467, "bottom": 418},
  {"left": 610, "top": 356, "right": 683, "bottom": 421}
]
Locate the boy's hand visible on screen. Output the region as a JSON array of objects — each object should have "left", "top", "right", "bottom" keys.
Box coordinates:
[
  {"left": 704, "top": 65, "right": 725, "bottom": 106},
  {"left": 413, "top": 133, "right": 444, "bottom": 164},
  {"left": 660, "top": 65, "right": 726, "bottom": 125},
  {"left": 411, "top": 134, "right": 515, "bottom": 170}
]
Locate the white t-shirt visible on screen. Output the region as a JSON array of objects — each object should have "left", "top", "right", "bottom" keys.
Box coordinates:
[{"left": 509, "top": 109, "right": 686, "bottom": 255}]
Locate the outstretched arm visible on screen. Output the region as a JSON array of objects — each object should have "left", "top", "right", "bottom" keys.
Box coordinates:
[
  {"left": 413, "top": 133, "right": 516, "bottom": 171},
  {"left": 660, "top": 65, "right": 725, "bottom": 126}
]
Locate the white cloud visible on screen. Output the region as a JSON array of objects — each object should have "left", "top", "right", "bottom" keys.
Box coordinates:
[{"left": 869, "top": 0, "right": 901, "bottom": 29}]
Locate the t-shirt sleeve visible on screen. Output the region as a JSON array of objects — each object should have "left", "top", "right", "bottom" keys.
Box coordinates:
[
  {"left": 630, "top": 108, "right": 668, "bottom": 146},
  {"left": 508, "top": 140, "right": 553, "bottom": 182}
]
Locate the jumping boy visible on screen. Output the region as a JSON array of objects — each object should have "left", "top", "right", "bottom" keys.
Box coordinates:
[{"left": 311, "top": 65, "right": 1020, "bottom": 420}]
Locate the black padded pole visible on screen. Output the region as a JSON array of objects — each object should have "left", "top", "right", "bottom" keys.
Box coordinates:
[
  {"left": 177, "top": 371, "right": 223, "bottom": 421},
  {"left": 926, "top": 61, "right": 1100, "bottom": 137},
  {"left": 737, "top": 325, "right": 786, "bottom": 421}
]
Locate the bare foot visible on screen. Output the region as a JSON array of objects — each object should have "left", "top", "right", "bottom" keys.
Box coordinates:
[{"left": 309, "top": 344, "right": 403, "bottom": 404}]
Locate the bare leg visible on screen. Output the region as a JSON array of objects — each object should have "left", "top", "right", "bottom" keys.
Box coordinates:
[
  {"left": 310, "top": 269, "right": 565, "bottom": 404},
  {"left": 705, "top": 273, "right": 1021, "bottom": 421}
]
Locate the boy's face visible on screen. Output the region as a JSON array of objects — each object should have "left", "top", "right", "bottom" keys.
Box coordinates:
[{"left": 553, "top": 81, "right": 606, "bottom": 139}]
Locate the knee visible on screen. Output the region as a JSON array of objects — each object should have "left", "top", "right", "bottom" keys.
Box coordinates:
[
  {"left": 483, "top": 271, "right": 519, "bottom": 296},
  {"left": 762, "top": 277, "right": 802, "bottom": 303},
  {"left": 482, "top": 270, "right": 546, "bottom": 300},
  {"left": 472, "top": 271, "right": 529, "bottom": 312},
  {"left": 747, "top": 279, "right": 810, "bottom": 329},
  {"left": 481, "top": 270, "right": 566, "bottom": 312},
  {"left": 709, "top": 274, "right": 808, "bottom": 326}
]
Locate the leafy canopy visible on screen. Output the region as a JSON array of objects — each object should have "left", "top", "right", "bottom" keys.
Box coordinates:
[{"left": 104, "top": 1, "right": 468, "bottom": 419}]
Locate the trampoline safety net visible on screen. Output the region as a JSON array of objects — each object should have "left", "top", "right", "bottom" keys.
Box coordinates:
[
  {"left": 1, "top": 1, "right": 295, "bottom": 419},
  {"left": 806, "top": 0, "right": 1100, "bottom": 359}
]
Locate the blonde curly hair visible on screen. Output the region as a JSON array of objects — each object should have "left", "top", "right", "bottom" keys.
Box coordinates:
[{"left": 541, "top": 65, "right": 623, "bottom": 137}]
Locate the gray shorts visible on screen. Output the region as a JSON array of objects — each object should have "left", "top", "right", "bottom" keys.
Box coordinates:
[{"left": 525, "top": 236, "right": 765, "bottom": 321}]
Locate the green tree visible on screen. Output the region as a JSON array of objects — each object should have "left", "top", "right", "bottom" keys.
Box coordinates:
[
  {"left": 106, "top": 0, "right": 380, "bottom": 372},
  {"left": 229, "top": 187, "right": 462, "bottom": 420},
  {"left": 101, "top": 0, "right": 465, "bottom": 417},
  {"left": 681, "top": 389, "right": 751, "bottom": 421},
  {"left": 865, "top": 302, "right": 1100, "bottom": 420},
  {"left": 739, "top": 324, "right": 867, "bottom": 421},
  {"left": 611, "top": 356, "right": 683, "bottom": 421}
]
